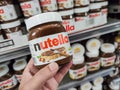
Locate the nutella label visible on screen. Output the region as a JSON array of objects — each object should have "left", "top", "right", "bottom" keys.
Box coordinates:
[
  {"left": 74, "top": 0, "right": 89, "bottom": 7},
  {"left": 0, "top": 5, "right": 17, "bottom": 22},
  {"left": 101, "top": 8, "right": 108, "bottom": 25},
  {"left": 15, "top": 75, "right": 22, "bottom": 83},
  {"left": 62, "top": 19, "right": 75, "bottom": 34},
  {"left": 40, "top": 0, "right": 58, "bottom": 12},
  {"left": 6, "top": 30, "right": 22, "bottom": 39},
  {"left": 20, "top": 0, "right": 41, "bottom": 17},
  {"left": 86, "top": 60, "right": 100, "bottom": 72},
  {"left": 57, "top": 0, "right": 74, "bottom": 9},
  {"left": 0, "top": 76, "right": 18, "bottom": 89},
  {"left": 69, "top": 66, "right": 87, "bottom": 80},
  {"left": 89, "top": 12, "right": 102, "bottom": 26},
  {"left": 100, "top": 56, "right": 116, "bottom": 67},
  {"left": 75, "top": 16, "right": 88, "bottom": 31},
  {"left": 0, "top": 35, "right": 4, "bottom": 40},
  {"left": 29, "top": 32, "right": 72, "bottom": 66}
]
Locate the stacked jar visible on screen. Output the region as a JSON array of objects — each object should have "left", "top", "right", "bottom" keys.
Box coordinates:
[
  {"left": 0, "top": 0, "right": 18, "bottom": 23},
  {"left": 69, "top": 43, "right": 87, "bottom": 80},
  {"left": 85, "top": 38, "right": 101, "bottom": 73},
  {"left": 1, "top": 20, "right": 23, "bottom": 39},
  {"left": 58, "top": 0, "right": 75, "bottom": 34},
  {"left": 19, "top": 0, "right": 42, "bottom": 18}
]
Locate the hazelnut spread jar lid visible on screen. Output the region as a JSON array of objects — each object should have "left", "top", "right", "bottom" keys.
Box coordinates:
[
  {"left": 13, "top": 59, "right": 27, "bottom": 71},
  {"left": 92, "top": 85, "right": 102, "bottom": 90},
  {"left": 59, "top": 9, "right": 74, "bottom": 17},
  {"left": 86, "top": 51, "right": 99, "bottom": 58},
  {"left": 73, "top": 56, "right": 85, "bottom": 65},
  {"left": 72, "top": 43, "right": 85, "bottom": 57},
  {"left": 101, "top": 43, "right": 115, "bottom": 53},
  {"left": 93, "top": 76, "right": 104, "bottom": 86},
  {"left": 74, "top": 7, "right": 89, "bottom": 13},
  {"left": 0, "top": 65, "right": 9, "bottom": 78},
  {"left": 81, "top": 82, "right": 92, "bottom": 90},
  {"left": 25, "top": 12, "right": 72, "bottom": 67},
  {"left": 86, "top": 38, "right": 101, "bottom": 52},
  {"left": 1, "top": 20, "right": 21, "bottom": 29}
]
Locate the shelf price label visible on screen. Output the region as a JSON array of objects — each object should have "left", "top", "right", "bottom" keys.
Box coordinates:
[{"left": 0, "top": 39, "right": 14, "bottom": 48}]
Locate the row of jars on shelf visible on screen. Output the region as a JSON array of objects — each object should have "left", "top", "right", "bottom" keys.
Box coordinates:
[{"left": 69, "top": 38, "right": 116, "bottom": 80}]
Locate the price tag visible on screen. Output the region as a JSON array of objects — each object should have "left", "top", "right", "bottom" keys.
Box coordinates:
[{"left": 0, "top": 39, "right": 14, "bottom": 48}]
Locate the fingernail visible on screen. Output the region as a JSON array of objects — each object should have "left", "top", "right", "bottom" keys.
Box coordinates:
[{"left": 49, "top": 62, "right": 59, "bottom": 72}]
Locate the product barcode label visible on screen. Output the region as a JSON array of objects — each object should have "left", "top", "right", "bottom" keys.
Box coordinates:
[{"left": 0, "top": 39, "right": 14, "bottom": 48}]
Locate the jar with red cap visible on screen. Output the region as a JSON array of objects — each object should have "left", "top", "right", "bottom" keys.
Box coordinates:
[
  {"left": 59, "top": 9, "right": 75, "bottom": 34},
  {"left": 40, "top": 0, "right": 58, "bottom": 12},
  {"left": 100, "top": 43, "right": 116, "bottom": 68},
  {"left": 0, "top": 0, "right": 18, "bottom": 23},
  {"left": 74, "top": 7, "right": 89, "bottom": 31},
  {"left": 1, "top": 20, "right": 23, "bottom": 39}
]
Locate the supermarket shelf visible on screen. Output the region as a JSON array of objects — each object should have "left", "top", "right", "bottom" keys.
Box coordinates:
[
  {"left": 59, "top": 67, "right": 115, "bottom": 90},
  {"left": 69, "top": 18, "right": 120, "bottom": 43},
  {"left": 0, "top": 48, "right": 30, "bottom": 63},
  {"left": 0, "top": 19, "right": 120, "bottom": 62}
]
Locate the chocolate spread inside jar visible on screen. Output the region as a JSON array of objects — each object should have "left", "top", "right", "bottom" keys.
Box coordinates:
[
  {"left": 19, "top": 0, "right": 41, "bottom": 18},
  {"left": 86, "top": 51, "right": 100, "bottom": 73},
  {"left": 100, "top": 43, "right": 116, "bottom": 68},
  {"left": 69, "top": 56, "right": 87, "bottom": 80},
  {"left": 13, "top": 58, "right": 27, "bottom": 83},
  {"left": 0, "top": 64, "right": 18, "bottom": 90},
  {"left": 1, "top": 20, "right": 23, "bottom": 39},
  {"left": 0, "top": 0, "right": 18, "bottom": 23},
  {"left": 25, "top": 12, "right": 72, "bottom": 68}
]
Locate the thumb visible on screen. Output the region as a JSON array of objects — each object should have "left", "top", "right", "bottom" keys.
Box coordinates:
[{"left": 28, "top": 62, "right": 59, "bottom": 90}]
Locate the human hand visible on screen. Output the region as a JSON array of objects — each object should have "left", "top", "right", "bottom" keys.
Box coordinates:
[{"left": 19, "top": 59, "right": 72, "bottom": 90}]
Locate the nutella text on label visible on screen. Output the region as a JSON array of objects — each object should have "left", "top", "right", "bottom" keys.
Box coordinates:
[
  {"left": 57, "top": 0, "right": 74, "bottom": 9},
  {"left": 0, "top": 76, "right": 18, "bottom": 89},
  {"left": 102, "top": 9, "right": 108, "bottom": 15},
  {"left": 40, "top": 0, "right": 58, "bottom": 12},
  {"left": 62, "top": 19, "right": 75, "bottom": 34},
  {"left": 0, "top": 5, "right": 17, "bottom": 22},
  {"left": 86, "top": 60, "right": 100, "bottom": 72},
  {"left": 20, "top": 0, "right": 41, "bottom": 17},
  {"left": 29, "top": 32, "right": 72, "bottom": 66},
  {"left": 69, "top": 66, "right": 87, "bottom": 80},
  {"left": 101, "top": 56, "right": 116, "bottom": 67}
]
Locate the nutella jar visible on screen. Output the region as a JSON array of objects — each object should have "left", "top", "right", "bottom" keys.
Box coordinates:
[
  {"left": 100, "top": 43, "right": 116, "bottom": 68},
  {"left": 0, "top": 0, "right": 18, "bottom": 23},
  {"left": 89, "top": 3, "right": 102, "bottom": 27},
  {"left": 59, "top": 9, "right": 75, "bottom": 34},
  {"left": 25, "top": 12, "right": 72, "bottom": 67},
  {"left": 69, "top": 56, "right": 87, "bottom": 80},
  {"left": 57, "top": 0, "right": 74, "bottom": 10},
  {"left": 19, "top": 0, "right": 41, "bottom": 18},
  {"left": 40, "top": 0, "right": 58, "bottom": 12},
  {"left": 74, "top": 0, "right": 90, "bottom": 8},
  {"left": 0, "top": 64, "right": 18, "bottom": 90},
  {"left": 13, "top": 58, "right": 27, "bottom": 83},
  {"left": 0, "top": 27, "right": 4, "bottom": 41},
  {"left": 74, "top": 7, "right": 89, "bottom": 31},
  {"left": 100, "top": 1, "right": 108, "bottom": 25},
  {"left": 1, "top": 20, "right": 23, "bottom": 39},
  {"left": 86, "top": 51, "right": 100, "bottom": 73}
]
